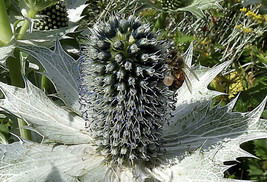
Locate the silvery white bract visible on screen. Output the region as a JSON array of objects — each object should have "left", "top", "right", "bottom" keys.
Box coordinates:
[
  {"left": 174, "top": 0, "right": 223, "bottom": 18},
  {"left": 140, "top": 0, "right": 223, "bottom": 18},
  {"left": 0, "top": 35, "right": 267, "bottom": 182}
]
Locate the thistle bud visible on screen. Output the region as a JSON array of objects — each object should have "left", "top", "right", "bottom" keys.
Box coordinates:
[
  {"left": 79, "top": 15, "right": 169, "bottom": 166},
  {"left": 34, "top": 0, "right": 68, "bottom": 31},
  {"left": 160, "top": 0, "right": 183, "bottom": 10}
]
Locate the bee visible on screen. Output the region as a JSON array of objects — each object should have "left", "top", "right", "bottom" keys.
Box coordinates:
[{"left": 163, "top": 50, "right": 199, "bottom": 93}]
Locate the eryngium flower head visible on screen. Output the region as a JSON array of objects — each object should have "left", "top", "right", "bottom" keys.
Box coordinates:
[
  {"left": 34, "top": 0, "right": 68, "bottom": 30},
  {"left": 160, "top": 0, "right": 182, "bottom": 10},
  {"left": 79, "top": 15, "right": 169, "bottom": 166}
]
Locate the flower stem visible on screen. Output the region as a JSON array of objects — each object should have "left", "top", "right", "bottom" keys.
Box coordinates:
[
  {"left": 8, "top": 7, "right": 37, "bottom": 140},
  {"left": 0, "top": 1, "right": 31, "bottom": 140},
  {"left": 6, "top": 49, "right": 24, "bottom": 87},
  {"left": 0, "top": 0, "right": 13, "bottom": 47},
  {"left": 18, "top": 118, "right": 32, "bottom": 140},
  {"left": 16, "top": 8, "right": 37, "bottom": 40},
  {"left": 6, "top": 49, "right": 32, "bottom": 140},
  {"left": 41, "top": 74, "right": 50, "bottom": 92}
]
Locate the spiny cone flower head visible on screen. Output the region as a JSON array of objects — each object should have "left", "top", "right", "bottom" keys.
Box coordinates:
[
  {"left": 34, "top": 0, "right": 68, "bottom": 30},
  {"left": 160, "top": 0, "right": 182, "bottom": 10},
  {"left": 79, "top": 15, "right": 170, "bottom": 166}
]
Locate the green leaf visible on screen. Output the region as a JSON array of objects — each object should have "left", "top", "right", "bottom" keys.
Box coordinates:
[
  {"left": 175, "top": 31, "right": 195, "bottom": 44},
  {"left": 0, "top": 132, "right": 8, "bottom": 144},
  {"left": 254, "top": 139, "right": 267, "bottom": 160},
  {"left": 242, "top": 0, "right": 261, "bottom": 5},
  {"left": 21, "top": 0, "right": 59, "bottom": 12},
  {"left": 0, "top": 79, "right": 91, "bottom": 144},
  {"left": 234, "top": 73, "right": 267, "bottom": 112},
  {"left": 248, "top": 158, "right": 267, "bottom": 181},
  {"left": 263, "top": 109, "right": 267, "bottom": 119},
  {"left": 18, "top": 39, "right": 80, "bottom": 112},
  {"left": 0, "top": 124, "right": 9, "bottom": 144},
  {"left": 242, "top": 0, "right": 267, "bottom": 13},
  {"left": 17, "top": 26, "right": 78, "bottom": 48},
  {"left": 0, "top": 141, "right": 108, "bottom": 181},
  {"left": 138, "top": 0, "right": 163, "bottom": 11},
  {"left": 0, "top": 124, "right": 9, "bottom": 135}
]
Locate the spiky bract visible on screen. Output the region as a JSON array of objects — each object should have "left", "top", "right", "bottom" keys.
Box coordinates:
[
  {"left": 79, "top": 15, "right": 169, "bottom": 166},
  {"left": 34, "top": 0, "right": 68, "bottom": 30}
]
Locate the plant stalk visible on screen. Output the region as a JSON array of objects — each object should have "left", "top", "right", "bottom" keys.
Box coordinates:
[
  {"left": 0, "top": 0, "right": 13, "bottom": 47},
  {"left": 41, "top": 74, "right": 50, "bottom": 92},
  {"left": 3, "top": 4, "right": 36, "bottom": 140},
  {"left": 16, "top": 8, "right": 37, "bottom": 40},
  {"left": 6, "top": 49, "right": 32, "bottom": 140},
  {"left": 8, "top": 6, "right": 38, "bottom": 140}
]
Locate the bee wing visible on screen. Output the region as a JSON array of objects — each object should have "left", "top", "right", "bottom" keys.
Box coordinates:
[
  {"left": 183, "top": 72, "right": 193, "bottom": 93},
  {"left": 182, "top": 63, "right": 199, "bottom": 93},
  {"left": 183, "top": 63, "right": 199, "bottom": 81}
]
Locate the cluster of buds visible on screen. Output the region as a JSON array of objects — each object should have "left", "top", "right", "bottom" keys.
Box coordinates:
[
  {"left": 34, "top": 1, "right": 68, "bottom": 30},
  {"left": 160, "top": 0, "right": 182, "bottom": 10}
]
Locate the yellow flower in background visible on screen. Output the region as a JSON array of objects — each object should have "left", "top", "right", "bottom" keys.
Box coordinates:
[
  {"left": 240, "top": 7, "right": 247, "bottom": 12},
  {"left": 242, "top": 27, "right": 253, "bottom": 33},
  {"left": 227, "top": 71, "right": 244, "bottom": 99},
  {"left": 235, "top": 24, "right": 242, "bottom": 29},
  {"left": 246, "top": 11, "right": 256, "bottom": 18},
  {"left": 244, "top": 10, "right": 265, "bottom": 24},
  {"left": 255, "top": 14, "right": 262, "bottom": 20}
]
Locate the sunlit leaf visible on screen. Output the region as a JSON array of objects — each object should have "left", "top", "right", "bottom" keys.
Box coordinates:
[
  {"left": 0, "top": 79, "right": 91, "bottom": 144},
  {"left": 0, "top": 141, "right": 108, "bottom": 181},
  {"left": 176, "top": 0, "right": 223, "bottom": 18},
  {"left": 154, "top": 96, "right": 267, "bottom": 181},
  {"left": 17, "top": 26, "right": 78, "bottom": 48},
  {"left": 66, "top": 0, "right": 88, "bottom": 23}
]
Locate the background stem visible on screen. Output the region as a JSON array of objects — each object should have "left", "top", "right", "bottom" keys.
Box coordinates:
[
  {"left": 0, "top": 0, "right": 13, "bottom": 46},
  {"left": 6, "top": 49, "right": 32, "bottom": 140},
  {"left": 16, "top": 8, "right": 37, "bottom": 40},
  {"left": 1, "top": 1, "right": 36, "bottom": 140},
  {"left": 41, "top": 74, "right": 50, "bottom": 92},
  {"left": 7, "top": 6, "right": 38, "bottom": 141}
]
